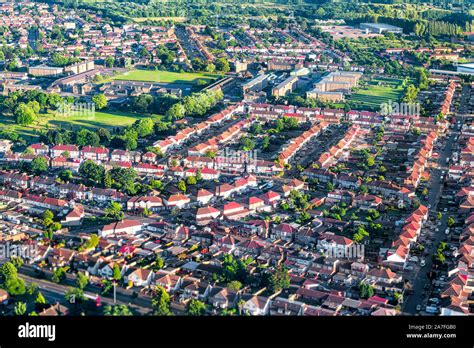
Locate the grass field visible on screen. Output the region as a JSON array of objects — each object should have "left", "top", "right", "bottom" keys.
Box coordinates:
[
  {"left": 0, "top": 111, "right": 161, "bottom": 140},
  {"left": 111, "top": 69, "right": 221, "bottom": 85},
  {"left": 348, "top": 77, "right": 407, "bottom": 110}
]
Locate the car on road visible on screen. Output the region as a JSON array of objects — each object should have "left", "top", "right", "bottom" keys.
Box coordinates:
[
  {"left": 445, "top": 228, "right": 450, "bottom": 235},
  {"left": 420, "top": 259, "right": 426, "bottom": 267},
  {"left": 404, "top": 265, "right": 414, "bottom": 271},
  {"left": 416, "top": 305, "right": 422, "bottom": 311}
]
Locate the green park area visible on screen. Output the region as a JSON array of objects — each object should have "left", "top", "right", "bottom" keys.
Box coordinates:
[
  {"left": 0, "top": 110, "right": 161, "bottom": 141},
  {"left": 348, "top": 77, "right": 407, "bottom": 110},
  {"left": 111, "top": 69, "right": 221, "bottom": 85}
]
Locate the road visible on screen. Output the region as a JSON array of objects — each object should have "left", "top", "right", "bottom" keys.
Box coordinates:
[
  {"left": 402, "top": 117, "right": 461, "bottom": 314},
  {"left": 18, "top": 265, "right": 153, "bottom": 315}
]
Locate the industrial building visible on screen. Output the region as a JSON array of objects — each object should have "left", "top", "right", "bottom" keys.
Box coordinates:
[{"left": 360, "top": 23, "right": 403, "bottom": 34}]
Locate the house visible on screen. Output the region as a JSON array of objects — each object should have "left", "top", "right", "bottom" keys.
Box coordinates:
[
  {"left": 260, "top": 190, "right": 281, "bottom": 206},
  {"left": 240, "top": 294, "right": 271, "bottom": 315},
  {"left": 270, "top": 297, "right": 305, "bottom": 316},
  {"left": 163, "top": 194, "right": 190, "bottom": 209},
  {"left": 354, "top": 194, "right": 383, "bottom": 210},
  {"left": 180, "top": 277, "right": 211, "bottom": 301},
  {"left": 81, "top": 146, "right": 109, "bottom": 161},
  {"left": 51, "top": 144, "right": 80, "bottom": 158},
  {"left": 100, "top": 220, "right": 143, "bottom": 237},
  {"left": 111, "top": 149, "right": 131, "bottom": 162},
  {"left": 61, "top": 204, "right": 85, "bottom": 226},
  {"left": 153, "top": 271, "right": 182, "bottom": 293},
  {"left": 196, "top": 206, "right": 221, "bottom": 225},
  {"left": 38, "top": 303, "right": 70, "bottom": 316},
  {"left": 208, "top": 286, "right": 238, "bottom": 309},
  {"left": 272, "top": 223, "right": 298, "bottom": 242},
  {"left": 125, "top": 267, "right": 154, "bottom": 287},
  {"left": 196, "top": 189, "right": 213, "bottom": 205},
  {"left": 48, "top": 248, "right": 76, "bottom": 267},
  {"left": 222, "top": 201, "right": 249, "bottom": 220},
  {"left": 127, "top": 196, "right": 163, "bottom": 211}
]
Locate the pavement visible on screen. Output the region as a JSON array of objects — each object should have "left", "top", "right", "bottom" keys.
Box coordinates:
[{"left": 18, "top": 264, "right": 152, "bottom": 315}]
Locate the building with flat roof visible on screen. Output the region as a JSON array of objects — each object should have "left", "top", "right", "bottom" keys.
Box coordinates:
[
  {"left": 242, "top": 74, "right": 270, "bottom": 94},
  {"left": 360, "top": 23, "right": 403, "bottom": 34},
  {"left": 28, "top": 65, "right": 64, "bottom": 77},
  {"left": 272, "top": 76, "right": 298, "bottom": 98},
  {"left": 306, "top": 71, "right": 362, "bottom": 101},
  {"left": 457, "top": 63, "right": 474, "bottom": 74}
]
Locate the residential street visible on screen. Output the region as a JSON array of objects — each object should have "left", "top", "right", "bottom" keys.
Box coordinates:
[{"left": 402, "top": 117, "right": 461, "bottom": 314}]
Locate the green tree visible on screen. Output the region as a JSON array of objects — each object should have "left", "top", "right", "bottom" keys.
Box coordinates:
[
  {"left": 152, "top": 286, "right": 172, "bottom": 316},
  {"left": 92, "top": 94, "right": 107, "bottom": 110},
  {"left": 227, "top": 280, "right": 242, "bottom": 292},
  {"left": 105, "top": 201, "right": 124, "bottom": 221},
  {"left": 30, "top": 156, "right": 49, "bottom": 174},
  {"left": 188, "top": 299, "right": 206, "bottom": 316},
  {"left": 14, "top": 301, "right": 27, "bottom": 316},
  {"left": 14, "top": 103, "right": 36, "bottom": 126},
  {"left": 103, "top": 304, "right": 133, "bottom": 316},
  {"left": 177, "top": 180, "right": 186, "bottom": 193},
  {"left": 268, "top": 266, "right": 290, "bottom": 293},
  {"left": 76, "top": 272, "right": 89, "bottom": 290},
  {"left": 112, "top": 264, "right": 122, "bottom": 281}
]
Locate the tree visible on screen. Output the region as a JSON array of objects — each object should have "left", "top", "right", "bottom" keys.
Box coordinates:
[
  {"left": 152, "top": 286, "right": 171, "bottom": 316},
  {"left": 112, "top": 264, "right": 122, "bottom": 281},
  {"left": 447, "top": 217, "right": 455, "bottom": 227},
  {"left": 92, "top": 94, "right": 107, "bottom": 110},
  {"left": 76, "top": 272, "right": 89, "bottom": 290},
  {"left": 165, "top": 103, "right": 186, "bottom": 121},
  {"left": 14, "top": 103, "right": 36, "bottom": 126},
  {"left": 268, "top": 266, "right": 290, "bottom": 293},
  {"left": 135, "top": 118, "right": 154, "bottom": 137},
  {"left": 80, "top": 234, "right": 100, "bottom": 251},
  {"left": 177, "top": 180, "right": 186, "bottom": 193},
  {"left": 188, "top": 299, "right": 206, "bottom": 316},
  {"left": 75, "top": 129, "right": 100, "bottom": 147},
  {"left": 154, "top": 256, "right": 164, "bottom": 270},
  {"left": 214, "top": 57, "right": 230, "bottom": 73},
  {"left": 14, "top": 302, "right": 27, "bottom": 316},
  {"left": 0, "top": 262, "right": 25, "bottom": 296},
  {"left": 10, "top": 256, "right": 23, "bottom": 270},
  {"left": 79, "top": 160, "right": 105, "bottom": 184},
  {"left": 42, "top": 210, "right": 54, "bottom": 225},
  {"left": 59, "top": 169, "right": 73, "bottom": 182},
  {"left": 104, "top": 56, "right": 115, "bottom": 68},
  {"left": 30, "top": 156, "right": 48, "bottom": 174},
  {"left": 186, "top": 176, "right": 197, "bottom": 185},
  {"left": 35, "top": 292, "right": 47, "bottom": 306},
  {"left": 105, "top": 201, "right": 124, "bottom": 221},
  {"left": 103, "top": 304, "right": 133, "bottom": 316},
  {"left": 227, "top": 280, "right": 242, "bottom": 292},
  {"left": 52, "top": 267, "right": 67, "bottom": 284},
  {"left": 65, "top": 287, "right": 85, "bottom": 304}
]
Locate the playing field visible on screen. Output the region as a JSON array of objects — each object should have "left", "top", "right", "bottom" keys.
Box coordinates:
[
  {"left": 348, "top": 77, "right": 406, "bottom": 110},
  {"left": 111, "top": 69, "right": 221, "bottom": 85},
  {"left": 0, "top": 111, "right": 161, "bottom": 140}
]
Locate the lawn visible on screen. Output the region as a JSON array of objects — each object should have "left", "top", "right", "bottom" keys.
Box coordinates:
[
  {"left": 348, "top": 77, "right": 407, "bottom": 110},
  {"left": 0, "top": 110, "right": 161, "bottom": 141},
  {"left": 111, "top": 69, "right": 221, "bottom": 85}
]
